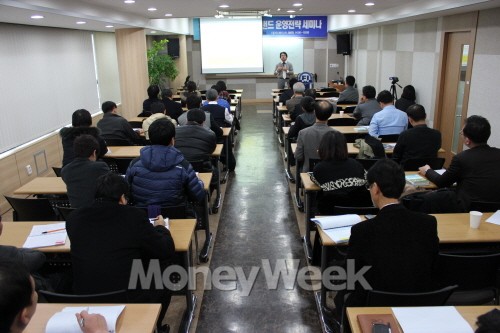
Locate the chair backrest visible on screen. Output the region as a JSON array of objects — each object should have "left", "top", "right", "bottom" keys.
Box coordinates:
[
  {"left": 437, "top": 252, "right": 500, "bottom": 292},
  {"left": 226, "top": 89, "right": 238, "bottom": 93},
  {"left": 317, "top": 91, "right": 339, "bottom": 98},
  {"left": 332, "top": 206, "right": 378, "bottom": 216},
  {"left": 56, "top": 206, "right": 77, "bottom": 220},
  {"left": 52, "top": 166, "right": 62, "bottom": 177},
  {"left": 342, "top": 105, "right": 356, "bottom": 113},
  {"left": 378, "top": 134, "right": 400, "bottom": 142},
  {"left": 355, "top": 158, "right": 379, "bottom": 170},
  {"left": 138, "top": 204, "right": 190, "bottom": 219},
  {"left": 128, "top": 120, "right": 143, "bottom": 128},
  {"left": 402, "top": 157, "right": 445, "bottom": 171},
  {"left": 320, "top": 88, "right": 337, "bottom": 92},
  {"left": 328, "top": 118, "right": 357, "bottom": 126},
  {"left": 39, "top": 289, "right": 128, "bottom": 303},
  {"left": 104, "top": 138, "right": 132, "bottom": 146},
  {"left": 365, "top": 285, "right": 457, "bottom": 307},
  {"left": 102, "top": 157, "right": 134, "bottom": 175},
  {"left": 470, "top": 201, "right": 500, "bottom": 212},
  {"left": 4, "top": 196, "right": 58, "bottom": 221}
]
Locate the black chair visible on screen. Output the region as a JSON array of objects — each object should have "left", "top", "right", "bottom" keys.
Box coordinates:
[
  {"left": 378, "top": 134, "right": 400, "bottom": 142},
  {"left": 102, "top": 157, "right": 134, "bottom": 175},
  {"left": 52, "top": 166, "right": 62, "bottom": 177},
  {"left": 56, "top": 206, "right": 76, "bottom": 220},
  {"left": 39, "top": 289, "right": 128, "bottom": 303},
  {"left": 128, "top": 120, "right": 144, "bottom": 128},
  {"left": 226, "top": 89, "right": 238, "bottom": 93},
  {"left": 316, "top": 91, "right": 339, "bottom": 98},
  {"left": 437, "top": 252, "right": 500, "bottom": 305},
  {"left": 320, "top": 88, "right": 337, "bottom": 92},
  {"left": 342, "top": 105, "right": 356, "bottom": 113},
  {"left": 470, "top": 201, "right": 500, "bottom": 212},
  {"left": 355, "top": 158, "right": 379, "bottom": 170},
  {"left": 365, "top": 285, "right": 457, "bottom": 306},
  {"left": 327, "top": 118, "right": 357, "bottom": 126},
  {"left": 402, "top": 157, "right": 445, "bottom": 171},
  {"left": 104, "top": 138, "right": 132, "bottom": 146},
  {"left": 4, "top": 196, "right": 58, "bottom": 221}
]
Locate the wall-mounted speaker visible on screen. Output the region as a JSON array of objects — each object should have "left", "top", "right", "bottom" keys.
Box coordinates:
[{"left": 337, "top": 34, "right": 351, "bottom": 56}]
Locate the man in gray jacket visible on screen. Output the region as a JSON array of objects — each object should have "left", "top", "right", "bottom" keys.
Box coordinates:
[{"left": 353, "top": 85, "right": 381, "bottom": 125}]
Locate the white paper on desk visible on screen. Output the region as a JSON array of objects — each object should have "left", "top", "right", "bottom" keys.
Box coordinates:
[
  {"left": 45, "top": 305, "right": 125, "bottom": 333},
  {"left": 392, "top": 306, "right": 473, "bottom": 333},
  {"left": 323, "top": 226, "right": 352, "bottom": 244},
  {"left": 354, "top": 126, "right": 369, "bottom": 132},
  {"left": 23, "top": 222, "right": 66, "bottom": 249},
  {"left": 486, "top": 210, "right": 500, "bottom": 225},
  {"left": 312, "top": 214, "right": 361, "bottom": 229}
]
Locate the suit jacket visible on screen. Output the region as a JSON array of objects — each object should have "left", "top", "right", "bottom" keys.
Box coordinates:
[
  {"left": 97, "top": 113, "right": 139, "bottom": 145},
  {"left": 286, "top": 95, "right": 303, "bottom": 115},
  {"left": 61, "top": 158, "right": 110, "bottom": 208},
  {"left": 393, "top": 125, "right": 441, "bottom": 163},
  {"left": 295, "top": 123, "right": 335, "bottom": 172},
  {"left": 352, "top": 99, "right": 381, "bottom": 126},
  {"left": 425, "top": 144, "right": 500, "bottom": 208},
  {"left": 175, "top": 123, "right": 216, "bottom": 162},
  {"left": 67, "top": 201, "right": 175, "bottom": 294},
  {"left": 337, "top": 86, "right": 359, "bottom": 103},
  {"left": 162, "top": 98, "right": 184, "bottom": 121},
  {"left": 335, "top": 204, "right": 439, "bottom": 309}
]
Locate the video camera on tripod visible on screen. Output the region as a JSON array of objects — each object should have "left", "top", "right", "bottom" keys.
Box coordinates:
[{"left": 389, "top": 76, "right": 402, "bottom": 100}]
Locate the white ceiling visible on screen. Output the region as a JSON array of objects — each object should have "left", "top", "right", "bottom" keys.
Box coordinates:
[{"left": 1, "top": 0, "right": 500, "bottom": 34}]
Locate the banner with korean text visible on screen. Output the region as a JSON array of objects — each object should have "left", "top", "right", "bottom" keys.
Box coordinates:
[{"left": 262, "top": 16, "right": 327, "bottom": 38}]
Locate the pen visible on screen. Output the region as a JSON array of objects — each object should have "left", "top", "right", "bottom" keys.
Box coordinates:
[
  {"left": 388, "top": 322, "right": 391, "bottom": 333},
  {"left": 42, "top": 228, "right": 65, "bottom": 234}
]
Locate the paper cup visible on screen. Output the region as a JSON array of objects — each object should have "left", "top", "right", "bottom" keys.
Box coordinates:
[
  {"left": 339, "top": 111, "right": 344, "bottom": 116},
  {"left": 279, "top": 102, "right": 283, "bottom": 107},
  {"left": 470, "top": 211, "right": 483, "bottom": 229}
]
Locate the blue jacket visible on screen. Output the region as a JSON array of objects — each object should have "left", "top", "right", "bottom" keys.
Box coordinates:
[{"left": 126, "top": 145, "right": 205, "bottom": 207}]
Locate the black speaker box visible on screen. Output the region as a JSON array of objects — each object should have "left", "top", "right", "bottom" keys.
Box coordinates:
[{"left": 337, "top": 34, "right": 351, "bottom": 55}]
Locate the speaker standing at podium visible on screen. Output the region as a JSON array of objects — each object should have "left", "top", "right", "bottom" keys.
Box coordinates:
[{"left": 274, "top": 51, "right": 294, "bottom": 89}]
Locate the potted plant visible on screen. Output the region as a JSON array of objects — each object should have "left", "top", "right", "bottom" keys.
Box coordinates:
[{"left": 147, "top": 39, "right": 178, "bottom": 87}]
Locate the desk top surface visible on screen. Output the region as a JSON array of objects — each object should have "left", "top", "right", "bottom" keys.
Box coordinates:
[
  {"left": 105, "top": 144, "right": 223, "bottom": 158},
  {"left": 25, "top": 303, "right": 161, "bottom": 333},
  {"left": 317, "top": 212, "right": 499, "bottom": 246},
  {"left": 0, "top": 219, "right": 196, "bottom": 252},
  {"left": 346, "top": 306, "right": 500, "bottom": 333}
]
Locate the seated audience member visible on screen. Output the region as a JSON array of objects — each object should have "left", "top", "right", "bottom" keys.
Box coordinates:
[
  {"left": 207, "top": 84, "right": 232, "bottom": 112},
  {"left": 0, "top": 260, "right": 108, "bottom": 333},
  {"left": 311, "top": 131, "right": 369, "bottom": 215},
  {"left": 291, "top": 88, "right": 316, "bottom": 121},
  {"left": 352, "top": 85, "right": 381, "bottom": 125},
  {"left": 334, "top": 159, "right": 439, "bottom": 317},
  {"left": 180, "top": 81, "right": 201, "bottom": 107},
  {"left": 278, "top": 78, "right": 298, "bottom": 105},
  {"left": 369, "top": 90, "right": 408, "bottom": 137},
  {"left": 66, "top": 173, "right": 174, "bottom": 332},
  {"left": 141, "top": 84, "right": 161, "bottom": 116},
  {"left": 337, "top": 75, "right": 359, "bottom": 104},
  {"left": 175, "top": 109, "right": 218, "bottom": 184},
  {"left": 395, "top": 85, "right": 416, "bottom": 112},
  {"left": 97, "top": 101, "right": 139, "bottom": 145},
  {"left": 202, "top": 89, "right": 233, "bottom": 127},
  {"left": 286, "top": 82, "right": 305, "bottom": 119},
  {"left": 216, "top": 80, "right": 232, "bottom": 105},
  {"left": 142, "top": 102, "right": 176, "bottom": 140},
  {"left": 288, "top": 96, "right": 316, "bottom": 140},
  {"left": 126, "top": 118, "right": 205, "bottom": 207},
  {"left": 296, "top": 101, "right": 336, "bottom": 172},
  {"left": 60, "top": 109, "right": 107, "bottom": 166},
  {"left": 393, "top": 104, "right": 441, "bottom": 164},
  {"left": 161, "top": 88, "right": 184, "bottom": 121},
  {"left": 419, "top": 115, "right": 500, "bottom": 210},
  {"left": 61, "top": 135, "right": 110, "bottom": 208},
  {"left": 178, "top": 95, "right": 222, "bottom": 137}
]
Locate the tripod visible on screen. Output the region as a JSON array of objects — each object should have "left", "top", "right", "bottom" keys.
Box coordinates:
[{"left": 390, "top": 81, "right": 402, "bottom": 100}]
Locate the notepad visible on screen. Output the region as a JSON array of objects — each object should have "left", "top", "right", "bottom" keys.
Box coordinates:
[
  {"left": 23, "top": 222, "right": 66, "bottom": 249},
  {"left": 45, "top": 305, "right": 125, "bottom": 333},
  {"left": 311, "top": 215, "right": 362, "bottom": 244},
  {"left": 392, "top": 306, "right": 473, "bottom": 333},
  {"left": 405, "top": 174, "right": 430, "bottom": 186}
]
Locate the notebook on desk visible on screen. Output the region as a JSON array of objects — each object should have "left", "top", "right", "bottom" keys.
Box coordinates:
[
  {"left": 45, "top": 305, "right": 125, "bottom": 333},
  {"left": 312, "top": 215, "right": 362, "bottom": 244}
]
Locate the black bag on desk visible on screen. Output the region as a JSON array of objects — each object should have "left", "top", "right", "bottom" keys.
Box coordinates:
[
  {"left": 475, "top": 308, "right": 500, "bottom": 333},
  {"left": 401, "top": 188, "right": 463, "bottom": 214}
]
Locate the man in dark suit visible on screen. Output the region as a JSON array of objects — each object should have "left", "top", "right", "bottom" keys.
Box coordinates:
[
  {"left": 66, "top": 173, "right": 175, "bottom": 332},
  {"left": 334, "top": 159, "right": 439, "bottom": 316},
  {"left": 161, "top": 88, "right": 183, "bottom": 121},
  {"left": 61, "top": 134, "right": 110, "bottom": 208},
  {"left": 419, "top": 115, "right": 500, "bottom": 210}
]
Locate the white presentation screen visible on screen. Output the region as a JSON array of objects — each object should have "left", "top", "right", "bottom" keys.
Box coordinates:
[{"left": 200, "top": 18, "right": 263, "bottom": 74}]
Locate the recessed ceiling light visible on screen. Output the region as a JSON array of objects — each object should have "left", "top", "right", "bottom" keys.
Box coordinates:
[
  {"left": 287, "top": 10, "right": 296, "bottom": 13},
  {"left": 348, "top": 9, "right": 356, "bottom": 13},
  {"left": 164, "top": 13, "right": 173, "bottom": 17},
  {"left": 76, "top": 21, "right": 86, "bottom": 24},
  {"left": 219, "top": 4, "right": 229, "bottom": 8},
  {"left": 30, "top": 15, "right": 44, "bottom": 19},
  {"left": 124, "top": 0, "right": 135, "bottom": 3},
  {"left": 277, "top": 8, "right": 281, "bottom": 11},
  {"left": 293, "top": 3, "right": 302, "bottom": 6},
  {"left": 148, "top": 7, "right": 157, "bottom": 11},
  {"left": 365, "top": 2, "right": 375, "bottom": 6},
  {"left": 105, "top": 25, "right": 114, "bottom": 28}
]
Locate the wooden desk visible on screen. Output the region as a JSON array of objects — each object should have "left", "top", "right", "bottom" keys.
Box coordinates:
[
  {"left": 105, "top": 144, "right": 223, "bottom": 159},
  {"left": 346, "top": 306, "right": 500, "bottom": 333},
  {"left": 25, "top": 303, "right": 161, "bottom": 333},
  {"left": 128, "top": 116, "right": 147, "bottom": 123},
  {"left": 14, "top": 177, "right": 66, "bottom": 195}
]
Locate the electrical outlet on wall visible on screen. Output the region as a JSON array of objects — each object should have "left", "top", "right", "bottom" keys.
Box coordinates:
[{"left": 26, "top": 165, "right": 32, "bottom": 175}]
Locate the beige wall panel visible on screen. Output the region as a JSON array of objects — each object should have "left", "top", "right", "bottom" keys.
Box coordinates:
[
  {"left": 414, "top": 19, "right": 438, "bottom": 52},
  {"left": 475, "top": 8, "right": 500, "bottom": 55},
  {"left": 442, "top": 12, "right": 478, "bottom": 32},
  {"left": 0, "top": 154, "right": 22, "bottom": 214},
  {"left": 115, "top": 28, "right": 149, "bottom": 120},
  {"left": 382, "top": 24, "right": 397, "bottom": 51}
]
